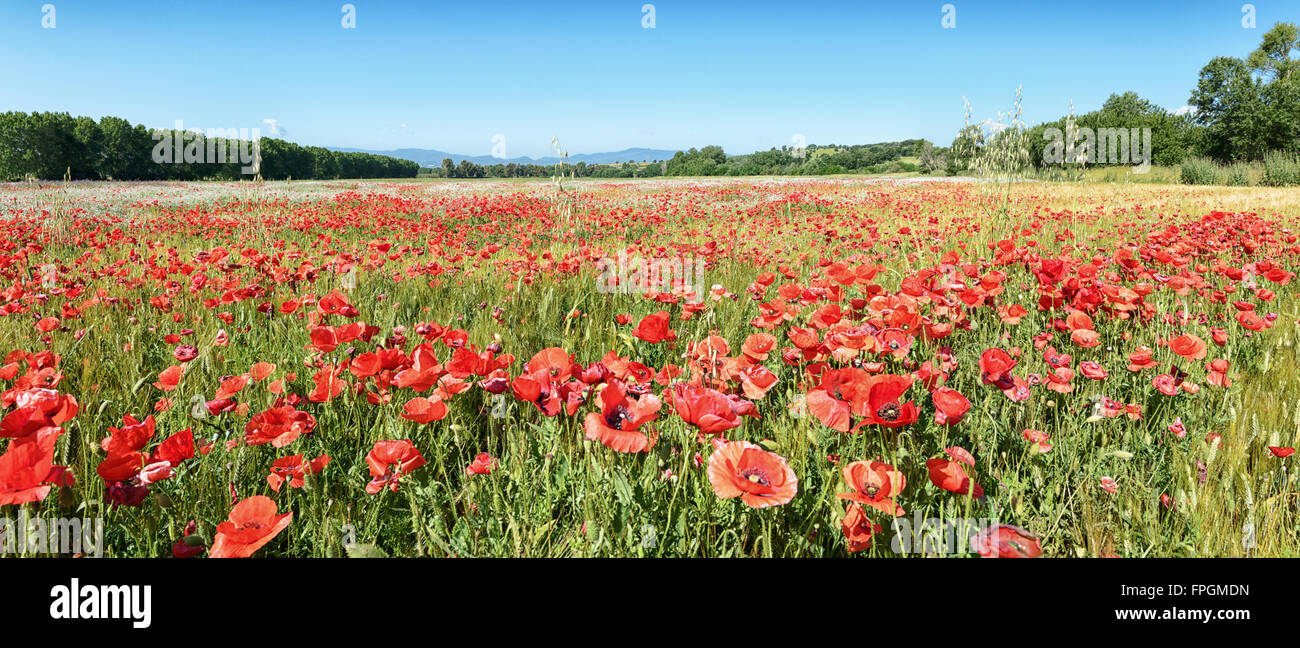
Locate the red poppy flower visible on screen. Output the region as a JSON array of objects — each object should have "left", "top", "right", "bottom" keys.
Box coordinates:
[
  {"left": 2, "top": 400, "right": 62, "bottom": 439},
  {"left": 931, "top": 387, "right": 970, "bottom": 425},
  {"left": 401, "top": 396, "right": 448, "bottom": 423},
  {"left": 1236, "top": 311, "right": 1267, "bottom": 331},
  {"left": 97, "top": 450, "right": 146, "bottom": 483},
  {"left": 841, "top": 503, "right": 883, "bottom": 553},
  {"left": 267, "top": 453, "right": 331, "bottom": 491},
  {"left": 206, "top": 398, "right": 237, "bottom": 416},
  {"left": 926, "top": 457, "right": 984, "bottom": 497},
  {"left": 1022, "top": 429, "right": 1053, "bottom": 453},
  {"left": 249, "top": 362, "right": 276, "bottom": 381},
  {"left": 582, "top": 381, "right": 661, "bottom": 453},
  {"left": 153, "top": 365, "right": 184, "bottom": 392},
  {"left": 308, "top": 364, "right": 347, "bottom": 402},
  {"left": 1152, "top": 374, "right": 1179, "bottom": 396},
  {"left": 2, "top": 393, "right": 77, "bottom": 440},
  {"left": 245, "top": 405, "right": 317, "bottom": 448},
  {"left": 970, "top": 524, "right": 1042, "bottom": 558},
  {"left": 669, "top": 383, "right": 742, "bottom": 435},
  {"left": 836, "top": 460, "right": 906, "bottom": 516},
  {"left": 365, "top": 439, "right": 426, "bottom": 494},
  {"left": 738, "top": 364, "right": 779, "bottom": 400},
  {"left": 858, "top": 374, "right": 917, "bottom": 429},
  {"left": 1269, "top": 447, "right": 1295, "bottom": 458},
  {"left": 511, "top": 369, "right": 564, "bottom": 417},
  {"left": 1079, "top": 360, "right": 1107, "bottom": 380},
  {"left": 465, "top": 452, "right": 496, "bottom": 476},
  {"left": 317, "top": 291, "right": 355, "bottom": 316},
  {"left": 979, "top": 347, "right": 1017, "bottom": 385},
  {"left": 394, "top": 344, "right": 444, "bottom": 392},
  {"left": 138, "top": 460, "right": 174, "bottom": 485},
  {"left": 1127, "top": 346, "right": 1160, "bottom": 371},
  {"left": 1206, "top": 358, "right": 1232, "bottom": 387},
  {"left": 174, "top": 345, "right": 199, "bottom": 363},
  {"left": 209, "top": 495, "right": 293, "bottom": 558},
  {"left": 150, "top": 427, "right": 195, "bottom": 466},
  {"left": 0, "top": 427, "right": 63, "bottom": 505},
  {"left": 741, "top": 333, "right": 777, "bottom": 362},
  {"left": 1168, "top": 333, "right": 1207, "bottom": 360},
  {"left": 944, "top": 446, "right": 976, "bottom": 465},
  {"left": 101, "top": 415, "right": 156, "bottom": 455},
  {"left": 631, "top": 311, "right": 675, "bottom": 344},
  {"left": 1070, "top": 329, "right": 1101, "bottom": 347},
  {"left": 706, "top": 439, "right": 798, "bottom": 508},
  {"left": 805, "top": 367, "right": 872, "bottom": 432}
]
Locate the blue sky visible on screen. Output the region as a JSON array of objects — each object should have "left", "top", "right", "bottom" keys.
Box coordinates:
[{"left": 1, "top": 0, "right": 1293, "bottom": 158}]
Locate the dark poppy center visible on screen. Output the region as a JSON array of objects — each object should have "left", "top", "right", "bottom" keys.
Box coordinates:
[
  {"left": 876, "top": 402, "right": 901, "bottom": 421},
  {"left": 740, "top": 467, "right": 770, "bottom": 487},
  {"left": 605, "top": 404, "right": 630, "bottom": 430}
]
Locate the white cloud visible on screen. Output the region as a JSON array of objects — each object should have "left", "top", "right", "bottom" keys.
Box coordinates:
[
  {"left": 262, "top": 118, "right": 284, "bottom": 136},
  {"left": 1171, "top": 105, "right": 1197, "bottom": 116},
  {"left": 979, "top": 118, "right": 1009, "bottom": 132}
]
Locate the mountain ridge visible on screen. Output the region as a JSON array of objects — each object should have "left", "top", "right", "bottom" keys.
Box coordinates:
[{"left": 327, "top": 146, "right": 679, "bottom": 167}]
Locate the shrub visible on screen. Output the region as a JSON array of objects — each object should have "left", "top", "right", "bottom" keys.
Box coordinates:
[
  {"left": 1225, "top": 163, "right": 1253, "bottom": 186},
  {"left": 1261, "top": 152, "right": 1300, "bottom": 187},
  {"left": 1180, "top": 157, "right": 1221, "bottom": 185}
]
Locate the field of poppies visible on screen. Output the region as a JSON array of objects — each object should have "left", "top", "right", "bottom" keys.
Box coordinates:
[{"left": 3, "top": 176, "right": 1299, "bottom": 558}]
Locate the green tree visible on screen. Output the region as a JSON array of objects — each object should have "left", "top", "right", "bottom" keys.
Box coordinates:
[
  {"left": 1247, "top": 22, "right": 1299, "bottom": 82},
  {"left": 308, "top": 146, "right": 339, "bottom": 179},
  {"left": 1189, "top": 24, "right": 1300, "bottom": 160}
]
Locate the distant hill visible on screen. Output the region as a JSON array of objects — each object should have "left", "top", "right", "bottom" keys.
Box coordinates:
[{"left": 328, "top": 147, "right": 679, "bottom": 167}]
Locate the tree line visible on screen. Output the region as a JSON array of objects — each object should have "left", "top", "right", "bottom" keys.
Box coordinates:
[
  {"left": 0, "top": 112, "right": 419, "bottom": 181},
  {"left": 929, "top": 22, "right": 1300, "bottom": 175},
  {"left": 427, "top": 140, "right": 924, "bottom": 179}
]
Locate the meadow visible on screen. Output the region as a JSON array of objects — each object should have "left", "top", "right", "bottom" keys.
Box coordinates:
[{"left": 2, "top": 175, "right": 1298, "bottom": 557}]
